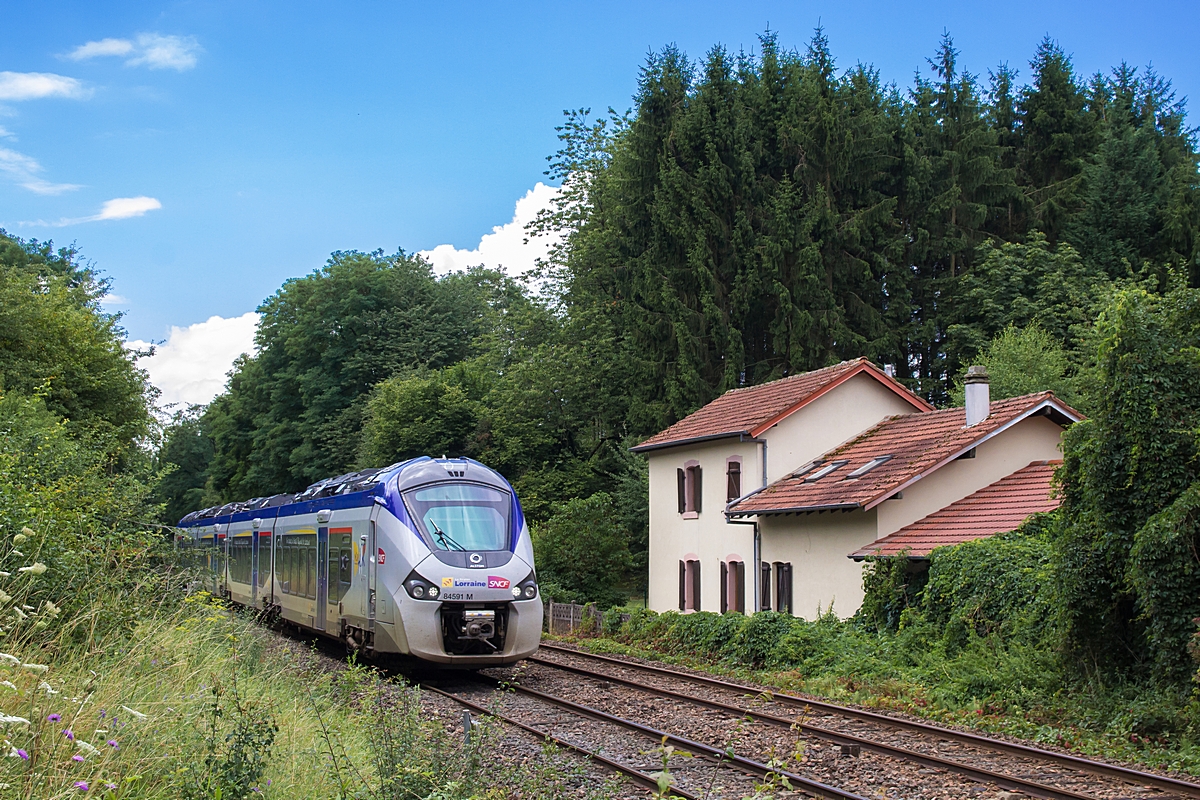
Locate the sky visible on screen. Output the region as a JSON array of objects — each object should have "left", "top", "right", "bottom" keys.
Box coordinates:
[{"left": 3, "top": 1, "right": 1197, "bottom": 407}]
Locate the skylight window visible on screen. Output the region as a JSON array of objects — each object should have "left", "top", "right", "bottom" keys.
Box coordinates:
[
  {"left": 804, "top": 460, "right": 848, "bottom": 482},
  {"left": 845, "top": 455, "right": 893, "bottom": 479},
  {"left": 790, "top": 461, "right": 821, "bottom": 479}
]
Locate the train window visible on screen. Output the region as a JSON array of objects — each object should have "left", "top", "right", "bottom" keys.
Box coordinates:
[
  {"left": 403, "top": 483, "right": 511, "bottom": 552},
  {"left": 339, "top": 549, "right": 352, "bottom": 592},
  {"left": 258, "top": 535, "right": 270, "bottom": 587},
  {"left": 306, "top": 546, "right": 317, "bottom": 599}
]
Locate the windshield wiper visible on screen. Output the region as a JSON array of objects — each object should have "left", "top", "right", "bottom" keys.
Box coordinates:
[{"left": 428, "top": 519, "right": 466, "bottom": 551}]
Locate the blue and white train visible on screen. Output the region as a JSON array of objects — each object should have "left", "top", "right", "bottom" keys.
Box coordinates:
[{"left": 176, "top": 457, "right": 542, "bottom": 666}]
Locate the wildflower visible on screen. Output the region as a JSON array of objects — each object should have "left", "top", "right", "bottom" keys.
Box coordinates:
[
  {"left": 106, "top": 740, "right": 118, "bottom": 750},
  {"left": 105, "top": 784, "right": 115, "bottom": 791},
  {"left": 119, "top": 706, "right": 146, "bottom": 720},
  {"left": 0, "top": 654, "right": 17, "bottom": 666},
  {"left": 20, "top": 528, "right": 34, "bottom": 538},
  {"left": 43, "top": 601, "right": 60, "bottom": 617},
  {"left": 77, "top": 740, "right": 98, "bottom": 755},
  {"left": 47, "top": 713, "right": 60, "bottom": 722},
  {"left": 0, "top": 682, "right": 16, "bottom": 692},
  {"left": 72, "top": 754, "right": 84, "bottom": 762},
  {"left": 0, "top": 572, "right": 8, "bottom": 577},
  {"left": 62, "top": 728, "right": 74, "bottom": 740},
  {"left": 11, "top": 534, "right": 26, "bottom": 545},
  {"left": 18, "top": 563, "right": 46, "bottom": 576},
  {"left": 7, "top": 745, "right": 28, "bottom": 759},
  {"left": 12, "top": 609, "right": 26, "bottom": 621},
  {"left": 10, "top": 551, "right": 23, "bottom": 557},
  {"left": 0, "top": 715, "right": 30, "bottom": 725},
  {"left": 74, "top": 781, "right": 88, "bottom": 791},
  {"left": 20, "top": 606, "right": 31, "bottom": 612},
  {"left": 39, "top": 682, "right": 58, "bottom": 695},
  {"left": 0, "top": 592, "right": 11, "bottom": 607},
  {"left": 21, "top": 663, "right": 47, "bottom": 673}
]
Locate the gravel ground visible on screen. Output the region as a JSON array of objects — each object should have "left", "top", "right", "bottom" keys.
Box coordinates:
[{"left": 505, "top": 646, "right": 1198, "bottom": 800}]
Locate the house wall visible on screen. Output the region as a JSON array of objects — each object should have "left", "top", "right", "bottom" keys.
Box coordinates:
[
  {"left": 761, "top": 373, "right": 922, "bottom": 484},
  {"left": 758, "top": 508, "right": 880, "bottom": 620},
  {"left": 647, "top": 439, "right": 760, "bottom": 613},
  {"left": 875, "top": 414, "right": 1067, "bottom": 535}
]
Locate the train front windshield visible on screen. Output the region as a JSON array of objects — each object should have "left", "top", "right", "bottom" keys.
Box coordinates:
[{"left": 403, "top": 483, "right": 511, "bottom": 552}]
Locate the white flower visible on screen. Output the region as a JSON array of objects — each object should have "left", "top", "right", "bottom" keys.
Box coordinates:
[
  {"left": 0, "top": 654, "right": 17, "bottom": 666},
  {"left": 11, "top": 609, "right": 26, "bottom": 621},
  {"left": 0, "top": 573, "right": 10, "bottom": 577},
  {"left": 18, "top": 563, "right": 46, "bottom": 576},
  {"left": 120, "top": 705, "right": 146, "bottom": 720},
  {"left": 0, "top": 715, "right": 29, "bottom": 725},
  {"left": 9, "top": 551, "right": 22, "bottom": 558},
  {"left": 20, "top": 664, "right": 47, "bottom": 673},
  {"left": 20, "top": 606, "right": 31, "bottom": 612},
  {"left": 76, "top": 740, "right": 98, "bottom": 755},
  {"left": 38, "top": 681, "right": 57, "bottom": 695},
  {"left": 42, "top": 602, "right": 59, "bottom": 617},
  {"left": 19, "top": 528, "right": 34, "bottom": 538},
  {"left": 0, "top": 681, "right": 17, "bottom": 692}
]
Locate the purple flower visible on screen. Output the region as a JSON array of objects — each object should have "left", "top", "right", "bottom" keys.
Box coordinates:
[
  {"left": 73, "top": 781, "right": 88, "bottom": 791},
  {"left": 72, "top": 754, "right": 84, "bottom": 762},
  {"left": 16, "top": 749, "right": 28, "bottom": 760},
  {"left": 62, "top": 729, "right": 74, "bottom": 741},
  {"left": 106, "top": 740, "right": 118, "bottom": 750},
  {"left": 104, "top": 784, "right": 116, "bottom": 791},
  {"left": 47, "top": 713, "right": 61, "bottom": 722},
  {"left": 97, "top": 710, "right": 105, "bottom": 719}
]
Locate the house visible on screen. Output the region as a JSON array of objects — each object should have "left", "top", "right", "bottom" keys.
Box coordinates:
[
  {"left": 637, "top": 360, "right": 1082, "bottom": 620},
  {"left": 724, "top": 376, "right": 1084, "bottom": 618},
  {"left": 632, "top": 358, "right": 933, "bottom": 616}
]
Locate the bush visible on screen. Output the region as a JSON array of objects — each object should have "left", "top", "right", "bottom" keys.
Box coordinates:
[{"left": 532, "top": 493, "right": 631, "bottom": 608}]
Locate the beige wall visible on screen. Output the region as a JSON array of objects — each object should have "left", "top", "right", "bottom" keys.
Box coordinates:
[
  {"left": 762, "top": 373, "right": 922, "bottom": 483},
  {"left": 647, "top": 439, "right": 759, "bottom": 613},
  {"left": 759, "top": 509, "right": 879, "bottom": 620},
  {"left": 875, "top": 414, "right": 1066, "bottom": 535}
]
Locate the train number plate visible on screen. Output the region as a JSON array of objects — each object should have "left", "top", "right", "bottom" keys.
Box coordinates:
[{"left": 441, "top": 592, "right": 473, "bottom": 601}]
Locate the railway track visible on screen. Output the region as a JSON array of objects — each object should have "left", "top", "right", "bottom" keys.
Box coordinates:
[{"left": 530, "top": 642, "right": 1200, "bottom": 800}]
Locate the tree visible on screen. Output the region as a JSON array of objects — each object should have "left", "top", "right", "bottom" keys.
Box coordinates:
[
  {"left": 1054, "top": 282, "right": 1200, "bottom": 680},
  {"left": 948, "top": 324, "right": 1081, "bottom": 410},
  {"left": 532, "top": 493, "right": 632, "bottom": 607},
  {"left": 153, "top": 407, "right": 214, "bottom": 523},
  {"left": 0, "top": 230, "right": 152, "bottom": 451}
]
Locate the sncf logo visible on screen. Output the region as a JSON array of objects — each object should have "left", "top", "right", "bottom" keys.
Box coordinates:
[{"left": 487, "top": 576, "right": 510, "bottom": 590}]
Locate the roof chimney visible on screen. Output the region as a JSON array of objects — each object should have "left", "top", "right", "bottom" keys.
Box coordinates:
[{"left": 964, "top": 365, "right": 990, "bottom": 427}]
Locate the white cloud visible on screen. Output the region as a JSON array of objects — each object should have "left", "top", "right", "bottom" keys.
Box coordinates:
[
  {"left": 68, "top": 38, "right": 134, "bottom": 60},
  {"left": 0, "top": 71, "right": 86, "bottom": 101},
  {"left": 100, "top": 293, "right": 129, "bottom": 305},
  {"left": 0, "top": 126, "right": 14, "bottom": 140},
  {"left": 0, "top": 146, "right": 80, "bottom": 194},
  {"left": 21, "top": 196, "right": 162, "bottom": 227},
  {"left": 418, "top": 182, "right": 563, "bottom": 277},
  {"left": 68, "top": 33, "right": 200, "bottom": 71},
  {"left": 130, "top": 312, "right": 260, "bottom": 407}
]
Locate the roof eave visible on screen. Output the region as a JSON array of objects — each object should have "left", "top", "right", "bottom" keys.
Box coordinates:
[
  {"left": 726, "top": 501, "right": 861, "bottom": 518},
  {"left": 630, "top": 430, "right": 751, "bottom": 454}
]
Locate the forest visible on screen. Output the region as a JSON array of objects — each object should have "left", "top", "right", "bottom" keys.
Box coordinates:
[{"left": 0, "top": 28, "right": 1198, "bottom": 786}]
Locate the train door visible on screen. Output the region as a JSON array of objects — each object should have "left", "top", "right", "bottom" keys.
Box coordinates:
[
  {"left": 367, "top": 505, "right": 380, "bottom": 637},
  {"left": 251, "top": 519, "right": 260, "bottom": 604},
  {"left": 315, "top": 524, "right": 329, "bottom": 631},
  {"left": 259, "top": 521, "right": 273, "bottom": 608}
]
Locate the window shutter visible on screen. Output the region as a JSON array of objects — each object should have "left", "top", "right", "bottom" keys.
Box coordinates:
[
  {"left": 678, "top": 560, "right": 686, "bottom": 610},
  {"left": 760, "top": 562, "right": 772, "bottom": 611},
  {"left": 720, "top": 561, "right": 728, "bottom": 614},
  {"left": 727, "top": 461, "right": 741, "bottom": 501},
  {"left": 693, "top": 467, "right": 702, "bottom": 513},
  {"left": 735, "top": 561, "right": 746, "bottom": 613},
  {"left": 677, "top": 469, "right": 686, "bottom": 514},
  {"left": 691, "top": 560, "right": 702, "bottom": 611}
]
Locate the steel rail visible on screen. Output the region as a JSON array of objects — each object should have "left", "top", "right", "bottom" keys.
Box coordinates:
[
  {"left": 469, "top": 673, "right": 872, "bottom": 800},
  {"left": 419, "top": 681, "right": 698, "bottom": 800},
  {"left": 539, "top": 643, "right": 1200, "bottom": 798},
  {"left": 529, "top": 655, "right": 1095, "bottom": 800}
]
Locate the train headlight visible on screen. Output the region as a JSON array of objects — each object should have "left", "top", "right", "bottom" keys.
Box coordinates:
[
  {"left": 514, "top": 571, "right": 538, "bottom": 601},
  {"left": 403, "top": 571, "right": 440, "bottom": 601}
]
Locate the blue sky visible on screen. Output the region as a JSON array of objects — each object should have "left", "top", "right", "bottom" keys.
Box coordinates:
[{"left": 3, "top": 1, "right": 1197, "bottom": 404}]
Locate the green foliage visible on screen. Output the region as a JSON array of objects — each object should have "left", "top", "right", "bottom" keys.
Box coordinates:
[
  {"left": 948, "top": 324, "right": 1082, "bottom": 409},
  {"left": 154, "top": 407, "right": 214, "bottom": 524},
  {"left": 1055, "top": 283, "right": 1200, "bottom": 680},
  {"left": 532, "top": 493, "right": 631, "bottom": 607},
  {"left": 360, "top": 369, "right": 479, "bottom": 466},
  {"left": 175, "top": 679, "right": 278, "bottom": 800},
  {"left": 858, "top": 555, "right": 928, "bottom": 634},
  {"left": 0, "top": 231, "right": 152, "bottom": 451}
]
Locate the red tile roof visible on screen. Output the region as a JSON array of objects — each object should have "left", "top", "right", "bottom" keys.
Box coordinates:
[
  {"left": 849, "top": 460, "right": 1061, "bottom": 559},
  {"left": 727, "top": 392, "right": 1081, "bottom": 516},
  {"left": 632, "top": 358, "right": 932, "bottom": 453}
]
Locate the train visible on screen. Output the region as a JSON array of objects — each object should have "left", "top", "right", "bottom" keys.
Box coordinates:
[{"left": 175, "top": 456, "right": 542, "bottom": 666}]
